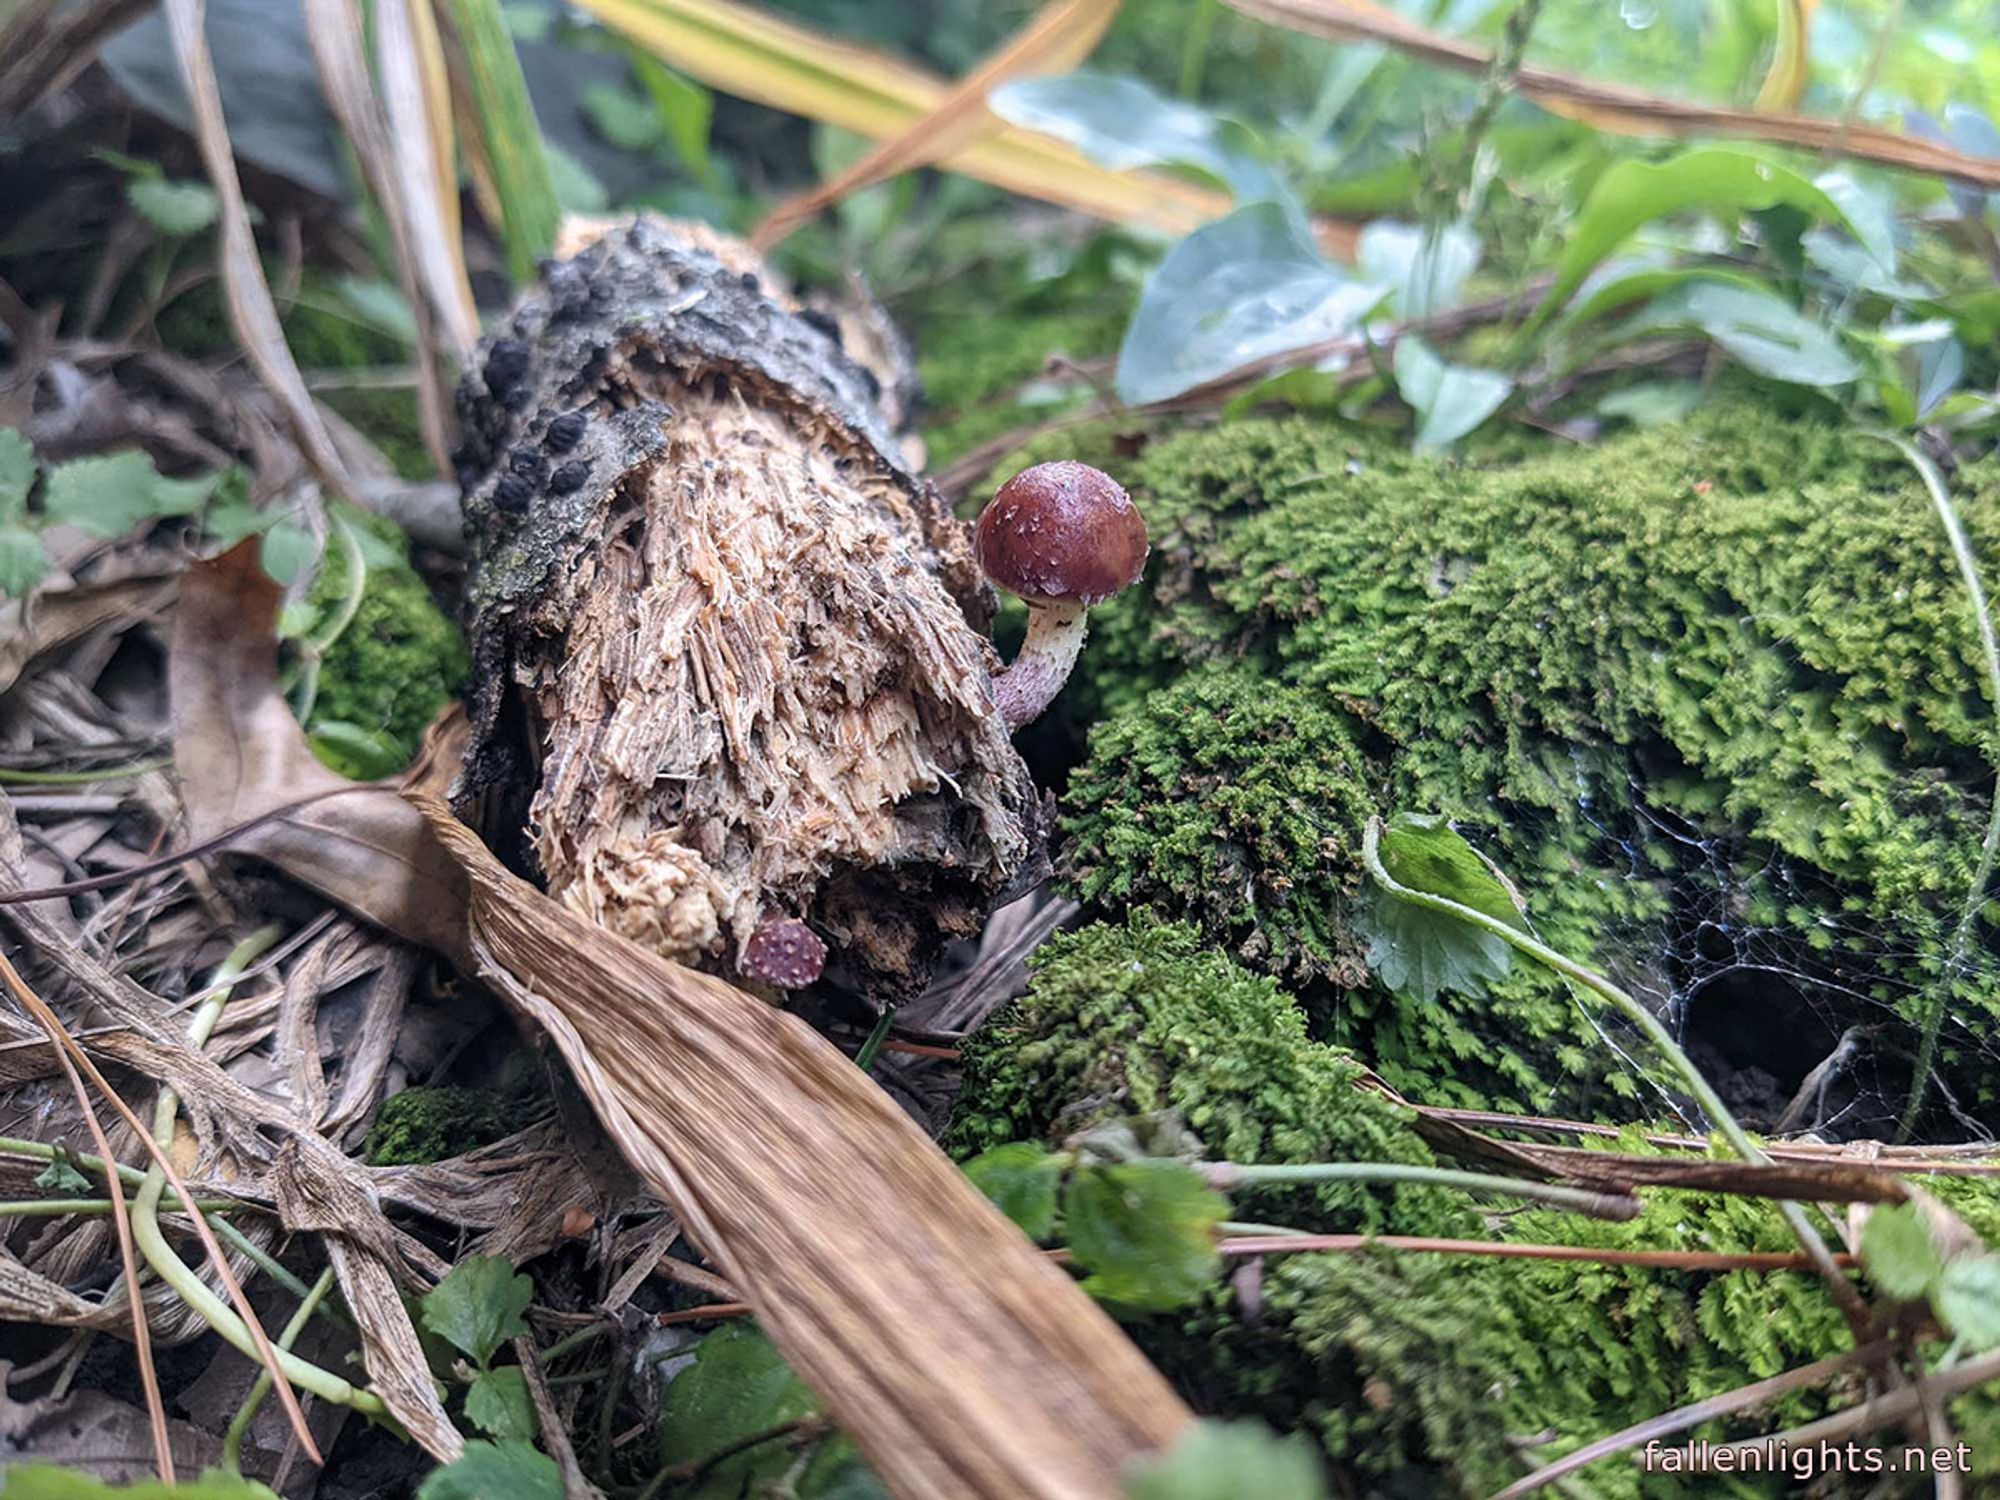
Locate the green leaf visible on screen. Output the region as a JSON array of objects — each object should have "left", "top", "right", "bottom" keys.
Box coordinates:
[
  {"left": 1063, "top": 1160, "right": 1225, "bottom": 1312},
  {"left": 1393, "top": 337, "right": 1511, "bottom": 452},
  {"left": 1597, "top": 381, "right": 1705, "bottom": 428},
  {"left": 0, "top": 526, "right": 49, "bottom": 597},
  {"left": 659, "top": 1324, "right": 820, "bottom": 1499},
  {"left": 1934, "top": 1256, "right": 2000, "bottom": 1351},
  {"left": 308, "top": 720, "right": 412, "bottom": 780},
  {"left": 5, "top": 1467, "right": 279, "bottom": 1498},
  {"left": 465, "top": 1366, "right": 539, "bottom": 1441},
  {"left": 581, "top": 82, "right": 664, "bottom": 151},
  {"left": 0, "top": 427, "right": 35, "bottom": 519},
  {"left": 963, "top": 1143, "right": 1063, "bottom": 1240},
  {"left": 1117, "top": 203, "right": 1383, "bottom": 405},
  {"left": 1531, "top": 147, "right": 1858, "bottom": 327},
  {"left": 42, "top": 452, "right": 167, "bottom": 538},
  {"left": 1630, "top": 282, "right": 1859, "bottom": 388},
  {"left": 1125, "top": 1420, "right": 1330, "bottom": 1500},
  {"left": 127, "top": 176, "right": 220, "bottom": 237},
  {"left": 1860, "top": 1204, "right": 1943, "bottom": 1301},
  {"left": 259, "top": 516, "right": 318, "bottom": 587},
  {"left": 1357, "top": 220, "right": 1480, "bottom": 319},
  {"left": 34, "top": 1149, "right": 92, "bottom": 1194},
  {"left": 1361, "top": 812, "right": 1525, "bottom": 1004},
  {"left": 422, "top": 1254, "right": 532, "bottom": 1368},
  {"left": 443, "top": 0, "right": 560, "bottom": 283},
  {"left": 632, "top": 56, "right": 715, "bottom": 187},
  {"left": 417, "top": 1440, "right": 561, "bottom": 1500}
]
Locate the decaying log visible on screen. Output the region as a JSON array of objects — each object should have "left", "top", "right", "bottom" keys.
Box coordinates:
[{"left": 454, "top": 218, "right": 1043, "bottom": 999}]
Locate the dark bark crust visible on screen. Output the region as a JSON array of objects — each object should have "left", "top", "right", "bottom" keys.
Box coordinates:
[{"left": 453, "top": 220, "right": 1046, "bottom": 1000}]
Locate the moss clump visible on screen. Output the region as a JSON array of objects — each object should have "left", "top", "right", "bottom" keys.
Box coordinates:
[
  {"left": 364, "top": 1085, "right": 512, "bottom": 1165},
  {"left": 951, "top": 915, "right": 1478, "bottom": 1236},
  {"left": 307, "top": 507, "right": 468, "bottom": 762},
  {"left": 1051, "top": 401, "right": 2000, "bottom": 1121}
]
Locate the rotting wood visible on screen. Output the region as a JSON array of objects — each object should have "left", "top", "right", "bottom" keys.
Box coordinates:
[{"left": 454, "top": 217, "right": 1044, "bottom": 1000}]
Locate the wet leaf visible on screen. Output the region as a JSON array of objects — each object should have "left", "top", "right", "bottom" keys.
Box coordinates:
[
  {"left": 422, "top": 1254, "right": 532, "bottom": 1368},
  {"left": 1116, "top": 202, "right": 1382, "bottom": 404},
  {"left": 1125, "top": 1420, "right": 1329, "bottom": 1500},
  {"left": 1064, "top": 1160, "right": 1225, "bottom": 1311},
  {"left": 963, "top": 1143, "right": 1063, "bottom": 1240}
]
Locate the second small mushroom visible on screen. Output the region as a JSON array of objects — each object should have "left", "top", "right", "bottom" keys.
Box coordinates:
[{"left": 973, "top": 460, "right": 1148, "bottom": 730}]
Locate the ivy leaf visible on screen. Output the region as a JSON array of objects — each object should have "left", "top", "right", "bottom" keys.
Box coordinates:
[
  {"left": 0, "top": 527, "right": 48, "bottom": 597},
  {"left": 421, "top": 1255, "right": 532, "bottom": 1369},
  {"left": 962, "top": 1143, "right": 1064, "bottom": 1240},
  {"left": 1860, "top": 1204, "right": 1944, "bottom": 1301},
  {"left": 0, "top": 427, "right": 35, "bottom": 519},
  {"left": 1934, "top": 1256, "right": 2000, "bottom": 1351},
  {"left": 127, "top": 176, "right": 221, "bottom": 238},
  {"left": 416, "top": 1440, "right": 561, "bottom": 1500},
  {"left": 465, "top": 1366, "right": 538, "bottom": 1442},
  {"left": 34, "top": 1148, "right": 92, "bottom": 1195},
  {"left": 42, "top": 452, "right": 168, "bottom": 538},
  {"left": 1629, "top": 282, "right": 1859, "bottom": 388},
  {"left": 1064, "top": 1160, "right": 1225, "bottom": 1312},
  {"left": 1361, "top": 813, "right": 1525, "bottom": 1005},
  {"left": 1116, "top": 203, "right": 1383, "bottom": 406},
  {"left": 1393, "top": 337, "right": 1512, "bottom": 452},
  {"left": 1125, "top": 1420, "right": 1330, "bottom": 1500}
]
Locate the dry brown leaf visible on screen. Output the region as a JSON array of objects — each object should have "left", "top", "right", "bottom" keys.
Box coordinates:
[
  {"left": 752, "top": 0, "right": 1122, "bottom": 251},
  {"left": 162, "top": 0, "right": 354, "bottom": 496},
  {"left": 0, "top": 573, "right": 176, "bottom": 697},
  {"left": 170, "top": 539, "right": 1193, "bottom": 1500},
  {"left": 1228, "top": 0, "right": 2000, "bottom": 186}
]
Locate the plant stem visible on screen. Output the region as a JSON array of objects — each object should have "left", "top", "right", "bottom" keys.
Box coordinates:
[
  {"left": 853, "top": 1005, "right": 896, "bottom": 1074},
  {"left": 0, "top": 1196, "right": 237, "bottom": 1217},
  {"left": 540, "top": 1320, "right": 609, "bottom": 1363},
  {"left": 223, "top": 1266, "right": 337, "bottom": 1472},
  {"left": 1361, "top": 816, "right": 1869, "bottom": 1332},
  {"left": 1205, "top": 1160, "right": 1637, "bottom": 1220},
  {"left": 1866, "top": 432, "right": 2000, "bottom": 1144},
  {"left": 0, "top": 758, "right": 173, "bottom": 785},
  {"left": 305, "top": 510, "right": 368, "bottom": 654},
  {"left": 127, "top": 927, "right": 382, "bottom": 1414}
]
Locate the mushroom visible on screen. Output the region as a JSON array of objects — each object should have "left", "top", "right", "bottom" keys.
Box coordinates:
[
  {"left": 973, "top": 460, "right": 1148, "bottom": 730},
  {"left": 739, "top": 916, "right": 826, "bottom": 989}
]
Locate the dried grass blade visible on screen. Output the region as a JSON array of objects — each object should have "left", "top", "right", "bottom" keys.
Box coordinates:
[
  {"left": 1226, "top": 0, "right": 2000, "bottom": 187},
  {"left": 751, "top": 0, "right": 1122, "bottom": 250},
  {"left": 161, "top": 0, "right": 353, "bottom": 495},
  {"left": 415, "top": 797, "right": 1191, "bottom": 1499},
  {"left": 574, "top": 0, "right": 1236, "bottom": 236},
  {"left": 1754, "top": 0, "right": 1818, "bottom": 113},
  {"left": 434, "top": 0, "right": 560, "bottom": 284},
  {"left": 0, "top": 0, "right": 153, "bottom": 115},
  {"left": 376, "top": 0, "right": 479, "bottom": 357},
  {"left": 0, "top": 951, "right": 322, "bottom": 1464},
  {"left": 0, "top": 949, "right": 173, "bottom": 1484},
  {"left": 301, "top": 0, "right": 458, "bottom": 474}
]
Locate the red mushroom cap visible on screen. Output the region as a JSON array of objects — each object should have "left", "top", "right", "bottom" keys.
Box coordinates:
[
  {"left": 974, "top": 461, "right": 1148, "bottom": 606},
  {"left": 740, "top": 917, "right": 826, "bottom": 989}
]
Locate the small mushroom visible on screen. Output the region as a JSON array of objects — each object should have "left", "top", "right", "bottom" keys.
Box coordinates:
[
  {"left": 739, "top": 916, "right": 826, "bottom": 989},
  {"left": 973, "top": 460, "right": 1148, "bottom": 730}
]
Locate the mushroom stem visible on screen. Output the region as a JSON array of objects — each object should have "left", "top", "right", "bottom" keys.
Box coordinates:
[{"left": 991, "top": 600, "right": 1087, "bottom": 730}]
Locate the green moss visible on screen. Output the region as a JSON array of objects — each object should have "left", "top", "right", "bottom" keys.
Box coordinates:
[
  {"left": 307, "top": 507, "right": 467, "bottom": 763},
  {"left": 951, "top": 916, "right": 1479, "bottom": 1236},
  {"left": 364, "top": 1085, "right": 512, "bottom": 1165},
  {"left": 1053, "top": 402, "right": 2000, "bottom": 1115}
]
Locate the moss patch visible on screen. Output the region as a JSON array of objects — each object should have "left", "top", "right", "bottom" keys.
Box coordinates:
[{"left": 364, "top": 1085, "right": 512, "bottom": 1166}]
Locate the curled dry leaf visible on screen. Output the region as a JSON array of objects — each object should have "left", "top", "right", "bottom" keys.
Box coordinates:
[{"left": 169, "top": 538, "right": 1193, "bottom": 1500}]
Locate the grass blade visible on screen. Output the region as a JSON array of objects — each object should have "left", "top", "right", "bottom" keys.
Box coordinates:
[
  {"left": 434, "top": 0, "right": 559, "bottom": 284},
  {"left": 377, "top": 0, "right": 479, "bottom": 357},
  {"left": 751, "top": 0, "right": 1123, "bottom": 250}
]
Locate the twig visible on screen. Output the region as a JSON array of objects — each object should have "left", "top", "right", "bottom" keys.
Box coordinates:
[
  {"left": 1701, "top": 1349, "right": 2000, "bottom": 1459},
  {"left": 1208, "top": 1234, "right": 1856, "bottom": 1271},
  {"left": 1488, "top": 1340, "right": 1891, "bottom": 1498},
  {"left": 1361, "top": 817, "right": 1873, "bottom": 1337},
  {"left": 655, "top": 1302, "right": 752, "bottom": 1326},
  {"left": 0, "top": 951, "right": 174, "bottom": 1483}
]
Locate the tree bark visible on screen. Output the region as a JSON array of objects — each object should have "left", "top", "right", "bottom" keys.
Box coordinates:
[{"left": 453, "top": 218, "right": 1046, "bottom": 1000}]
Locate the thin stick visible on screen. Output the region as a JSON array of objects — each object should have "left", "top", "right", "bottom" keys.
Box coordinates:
[
  {"left": 1210, "top": 1233, "right": 1855, "bottom": 1270},
  {"left": 1488, "top": 1340, "right": 1892, "bottom": 1498},
  {"left": 1702, "top": 1349, "right": 2000, "bottom": 1458},
  {"left": 1361, "top": 817, "right": 1872, "bottom": 1336},
  {"left": 5, "top": 957, "right": 174, "bottom": 1483},
  {"left": 1204, "top": 1160, "right": 1639, "bottom": 1221}
]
